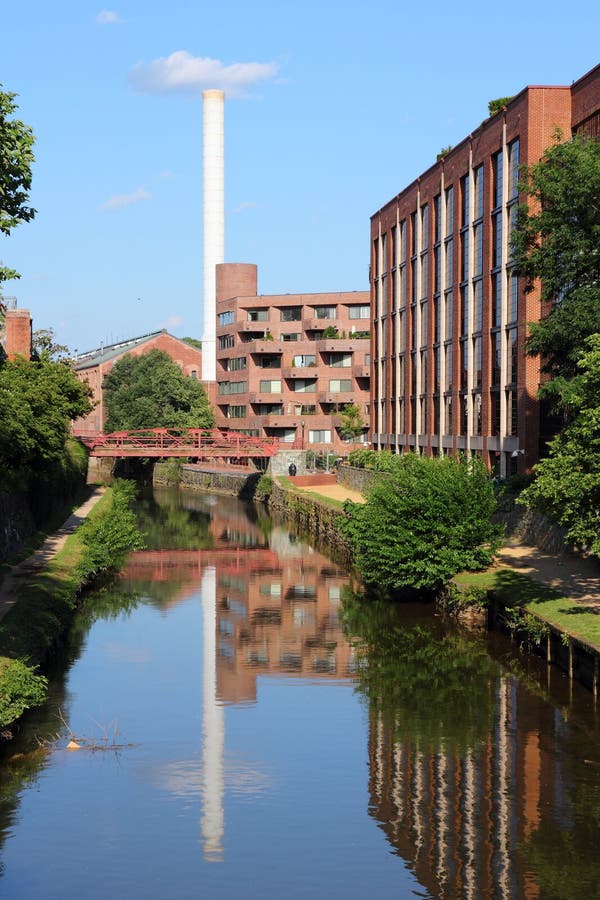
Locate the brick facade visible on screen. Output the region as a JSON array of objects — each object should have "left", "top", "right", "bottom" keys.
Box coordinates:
[
  {"left": 370, "top": 65, "right": 600, "bottom": 478},
  {"left": 1, "top": 308, "right": 32, "bottom": 360},
  {"left": 72, "top": 330, "right": 202, "bottom": 434},
  {"left": 215, "top": 263, "right": 370, "bottom": 452}
]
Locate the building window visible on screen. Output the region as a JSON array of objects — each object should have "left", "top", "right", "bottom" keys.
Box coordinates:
[
  {"left": 473, "top": 223, "right": 483, "bottom": 276},
  {"left": 190, "top": 370, "right": 197, "bottom": 379},
  {"left": 508, "top": 272, "right": 518, "bottom": 323},
  {"left": 292, "top": 379, "right": 316, "bottom": 393},
  {"left": 445, "top": 186, "right": 454, "bottom": 237},
  {"left": 218, "top": 310, "right": 235, "bottom": 326},
  {"left": 492, "top": 150, "right": 503, "bottom": 210},
  {"left": 219, "top": 334, "right": 234, "bottom": 349},
  {"left": 292, "top": 354, "right": 316, "bottom": 367},
  {"left": 491, "top": 273, "right": 502, "bottom": 328},
  {"left": 247, "top": 308, "right": 268, "bottom": 322},
  {"left": 258, "top": 354, "right": 281, "bottom": 369},
  {"left": 444, "top": 292, "right": 453, "bottom": 338},
  {"left": 445, "top": 343, "right": 453, "bottom": 391},
  {"left": 434, "top": 195, "right": 441, "bottom": 243},
  {"left": 421, "top": 204, "right": 429, "bottom": 250},
  {"left": 314, "top": 305, "right": 336, "bottom": 320},
  {"left": 507, "top": 327, "right": 518, "bottom": 384},
  {"left": 226, "top": 356, "right": 247, "bottom": 372},
  {"left": 309, "top": 429, "right": 332, "bottom": 444},
  {"left": 329, "top": 379, "right": 352, "bottom": 392},
  {"left": 227, "top": 405, "right": 246, "bottom": 418},
  {"left": 506, "top": 389, "right": 518, "bottom": 435},
  {"left": 491, "top": 331, "right": 502, "bottom": 386},
  {"left": 280, "top": 307, "right": 301, "bottom": 322},
  {"left": 460, "top": 285, "right": 469, "bottom": 337},
  {"left": 281, "top": 333, "right": 300, "bottom": 341},
  {"left": 444, "top": 396, "right": 452, "bottom": 433},
  {"left": 492, "top": 213, "right": 503, "bottom": 269},
  {"left": 460, "top": 339, "right": 468, "bottom": 390},
  {"left": 490, "top": 390, "right": 501, "bottom": 436},
  {"left": 473, "top": 165, "right": 484, "bottom": 220},
  {"left": 348, "top": 304, "right": 370, "bottom": 319},
  {"left": 473, "top": 392, "right": 482, "bottom": 435},
  {"left": 508, "top": 139, "right": 520, "bottom": 199},
  {"left": 259, "top": 380, "right": 282, "bottom": 393},
  {"left": 328, "top": 352, "right": 351, "bottom": 368},
  {"left": 219, "top": 380, "right": 247, "bottom": 396},
  {"left": 473, "top": 336, "right": 482, "bottom": 389},
  {"left": 473, "top": 280, "right": 483, "bottom": 332},
  {"left": 461, "top": 175, "right": 470, "bottom": 227}
]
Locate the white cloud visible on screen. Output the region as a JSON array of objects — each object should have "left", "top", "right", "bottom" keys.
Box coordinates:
[
  {"left": 158, "top": 169, "right": 175, "bottom": 180},
  {"left": 95, "top": 9, "right": 122, "bottom": 25},
  {"left": 99, "top": 187, "right": 151, "bottom": 211},
  {"left": 128, "top": 51, "right": 278, "bottom": 98},
  {"left": 229, "top": 201, "right": 258, "bottom": 215},
  {"left": 159, "top": 314, "right": 184, "bottom": 330}
]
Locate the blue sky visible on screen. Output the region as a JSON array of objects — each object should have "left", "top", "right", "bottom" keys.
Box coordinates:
[{"left": 1, "top": 0, "right": 598, "bottom": 353}]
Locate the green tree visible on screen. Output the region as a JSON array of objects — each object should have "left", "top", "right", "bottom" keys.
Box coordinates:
[
  {"left": 31, "top": 327, "right": 70, "bottom": 361},
  {"left": 0, "top": 356, "right": 93, "bottom": 477},
  {"left": 0, "top": 86, "right": 36, "bottom": 286},
  {"left": 338, "top": 403, "right": 366, "bottom": 442},
  {"left": 519, "top": 335, "right": 600, "bottom": 555},
  {"left": 512, "top": 133, "right": 600, "bottom": 409},
  {"left": 103, "top": 349, "right": 214, "bottom": 432},
  {"left": 488, "top": 96, "right": 514, "bottom": 116},
  {"left": 339, "top": 453, "right": 501, "bottom": 593}
]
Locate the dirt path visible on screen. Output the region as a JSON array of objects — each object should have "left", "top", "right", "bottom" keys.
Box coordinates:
[
  {"left": 496, "top": 538, "right": 600, "bottom": 609},
  {"left": 0, "top": 486, "right": 106, "bottom": 623},
  {"left": 292, "top": 483, "right": 366, "bottom": 503}
]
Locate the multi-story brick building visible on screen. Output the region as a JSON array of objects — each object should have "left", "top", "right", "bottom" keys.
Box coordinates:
[
  {"left": 72, "top": 330, "right": 202, "bottom": 434},
  {"left": 370, "top": 63, "right": 600, "bottom": 478},
  {"left": 215, "top": 263, "right": 370, "bottom": 452}
]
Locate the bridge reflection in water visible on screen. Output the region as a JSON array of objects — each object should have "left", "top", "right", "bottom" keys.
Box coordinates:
[{"left": 120, "top": 492, "right": 598, "bottom": 894}]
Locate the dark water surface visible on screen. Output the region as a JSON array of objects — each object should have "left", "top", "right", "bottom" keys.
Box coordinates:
[{"left": 1, "top": 488, "right": 600, "bottom": 899}]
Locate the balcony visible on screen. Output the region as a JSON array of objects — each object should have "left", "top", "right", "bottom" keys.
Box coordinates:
[
  {"left": 282, "top": 365, "right": 318, "bottom": 378},
  {"left": 248, "top": 393, "right": 284, "bottom": 404},
  {"left": 352, "top": 364, "right": 370, "bottom": 379},
  {"left": 318, "top": 391, "right": 356, "bottom": 405},
  {"left": 315, "top": 337, "right": 369, "bottom": 353}
]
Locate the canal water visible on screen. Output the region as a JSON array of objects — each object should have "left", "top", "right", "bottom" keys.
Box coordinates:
[{"left": 1, "top": 487, "right": 600, "bottom": 899}]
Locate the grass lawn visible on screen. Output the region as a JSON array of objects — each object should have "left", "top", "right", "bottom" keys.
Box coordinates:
[{"left": 454, "top": 566, "right": 600, "bottom": 650}]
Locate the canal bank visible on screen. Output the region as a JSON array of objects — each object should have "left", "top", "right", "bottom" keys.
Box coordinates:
[{"left": 258, "top": 463, "right": 600, "bottom": 697}]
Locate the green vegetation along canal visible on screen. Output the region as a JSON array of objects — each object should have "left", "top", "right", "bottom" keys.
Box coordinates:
[{"left": 1, "top": 487, "right": 600, "bottom": 898}]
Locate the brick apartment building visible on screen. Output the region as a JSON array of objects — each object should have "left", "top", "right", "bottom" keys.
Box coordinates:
[
  {"left": 370, "top": 63, "right": 600, "bottom": 478},
  {"left": 215, "top": 263, "right": 370, "bottom": 452},
  {"left": 72, "top": 330, "right": 202, "bottom": 434}
]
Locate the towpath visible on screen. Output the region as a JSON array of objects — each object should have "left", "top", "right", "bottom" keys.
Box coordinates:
[{"left": 0, "top": 486, "right": 105, "bottom": 623}]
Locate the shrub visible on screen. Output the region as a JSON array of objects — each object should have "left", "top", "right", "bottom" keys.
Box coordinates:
[
  {"left": 0, "top": 658, "right": 47, "bottom": 729},
  {"left": 339, "top": 453, "right": 502, "bottom": 593}
]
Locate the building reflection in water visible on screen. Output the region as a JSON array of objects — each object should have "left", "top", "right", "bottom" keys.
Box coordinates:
[
  {"left": 120, "top": 493, "right": 599, "bottom": 895},
  {"left": 120, "top": 493, "right": 356, "bottom": 862}
]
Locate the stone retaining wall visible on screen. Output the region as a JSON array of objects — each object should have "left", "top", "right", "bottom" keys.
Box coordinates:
[
  {"left": 153, "top": 461, "right": 260, "bottom": 498},
  {"left": 267, "top": 483, "right": 352, "bottom": 564}
]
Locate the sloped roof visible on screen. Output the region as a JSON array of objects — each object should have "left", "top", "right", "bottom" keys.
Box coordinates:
[{"left": 73, "top": 329, "right": 197, "bottom": 370}]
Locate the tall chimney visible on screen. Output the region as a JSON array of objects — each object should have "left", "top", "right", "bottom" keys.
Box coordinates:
[{"left": 202, "top": 89, "right": 225, "bottom": 383}]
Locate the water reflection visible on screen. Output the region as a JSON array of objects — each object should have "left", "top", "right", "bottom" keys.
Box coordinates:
[
  {"left": 343, "top": 597, "right": 600, "bottom": 899},
  {"left": 2, "top": 489, "right": 600, "bottom": 897},
  {"left": 120, "top": 489, "right": 356, "bottom": 863}
]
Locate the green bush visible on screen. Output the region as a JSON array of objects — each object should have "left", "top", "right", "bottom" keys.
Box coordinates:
[
  {"left": 0, "top": 658, "right": 48, "bottom": 729},
  {"left": 340, "top": 453, "right": 502, "bottom": 593},
  {"left": 76, "top": 480, "right": 145, "bottom": 584},
  {"left": 254, "top": 474, "right": 274, "bottom": 500}
]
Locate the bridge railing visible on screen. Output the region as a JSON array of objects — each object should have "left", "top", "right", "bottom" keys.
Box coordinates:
[{"left": 72, "top": 427, "right": 279, "bottom": 457}]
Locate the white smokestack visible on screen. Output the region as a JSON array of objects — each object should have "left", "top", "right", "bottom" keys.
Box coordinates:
[{"left": 202, "top": 89, "right": 225, "bottom": 383}]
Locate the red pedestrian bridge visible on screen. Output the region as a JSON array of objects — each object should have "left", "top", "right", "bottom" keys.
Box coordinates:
[{"left": 74, "top": 428, "right": 279, "bottom": 460}]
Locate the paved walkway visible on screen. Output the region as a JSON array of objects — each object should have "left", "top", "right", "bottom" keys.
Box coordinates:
[{"left": 0, "top": 487, "right": 106, "bottom": 623}]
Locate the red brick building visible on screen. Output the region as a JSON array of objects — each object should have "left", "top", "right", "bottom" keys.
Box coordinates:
[
  {"left": 370, "top": 63, "right": 600, "bottom": 478},
  {"left": 215, "top": 263, "right": 370, "bottom": 452},
  {"left": 0, "top": 298, "right": 32, "bottom": 360},
  {"left": 72, "top": 330, "right": 202, "bottom": 434}
]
